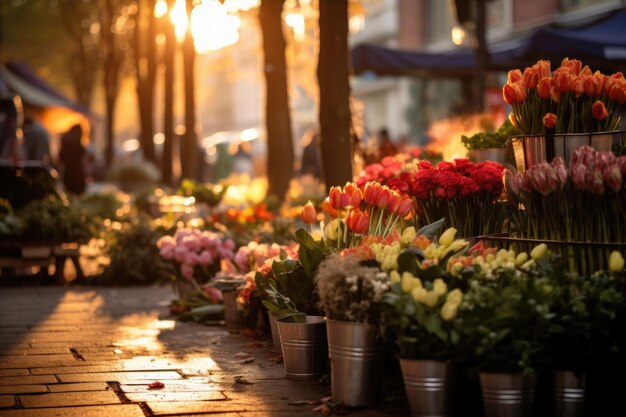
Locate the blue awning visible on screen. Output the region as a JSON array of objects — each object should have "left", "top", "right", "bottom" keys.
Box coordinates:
[{"left": 351, "top": 8, "right": 626, "bottom": 77}]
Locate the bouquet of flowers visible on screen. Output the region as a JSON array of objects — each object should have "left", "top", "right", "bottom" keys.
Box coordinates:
[
  {"left": 401, "top": 159, "right": 505, "bottom": 237},
  {"left": 354, "top": 150, "right": 421, "bottom": 188},
  {"left": 506, "top": 146, "right": 626, "bottom": 273},
  {"left": 157, "top": 228, "right": 236, "bottom": 297},
  {"left": 503, "top": 58, "right": 626, "bottom": 134}
]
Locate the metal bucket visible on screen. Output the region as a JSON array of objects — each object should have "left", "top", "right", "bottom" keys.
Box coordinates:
[
  {"left": 400, "top": 359, "right": 453, "bottom": 417},
  {"left": 468, "top": 148, "right": 507, "bottom": 164},
  {"left": 276, "top": 315, "right": 327, "bottom": 380},
  {"left": 480, "top": 372, "right": 536, "bottom": 417},
  {"left": 268, "top": 312, "right": 281, "bottom": 353},
  {"left": 554, "top": 371, "right": 586, "bottom": 417},
  {"left": 509, "top": 131, "right": 625, "bottom": 172},
  {"left": 327, "top": 320, "right": 387, "bottom": 407},
  {"left": 222, "top": 290, "right": 243, "bottom": 329}
]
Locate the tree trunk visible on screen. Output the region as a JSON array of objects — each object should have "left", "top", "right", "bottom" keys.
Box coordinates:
[
  {"left": 161, "top": 0, "right": 175, "bottom": 185},
  {"left": 133, "top": 0, "right": 157, "bottom": 164},
  {"left": 474, "top": 0, "right": 489, "bottom": 112},
  {"left": 259, "top": 0, "right": 295, "bottom": 200},
  {"left": 318, "top": 0, "right": 352, "bottom": 190},
  {"left": 102, "top": 0, "right": 123, "bottom": 167},
  {"left": 181, "top": 0, "right": 196, "bottom": 181}
]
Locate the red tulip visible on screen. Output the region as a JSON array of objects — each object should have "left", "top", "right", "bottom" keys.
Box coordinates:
[
  {"left": 591, "top": 100, "right": 608, "bottom": 121},
  {"left": 553, "top": 68, "right": 575, "bottom": 93},
  {"left": 523, "top": 66, "right": 539, "bottom": 90},
  {"left": 322, "top": 198, "right": 338, "bottom": 218},
  {"left": 329, "top": 186, "right": 342, "bottom": 210},
  {"left": 376, "top": 187, "right": 392, "bottom": 209},
  {"left": 395, "top": 196, "right": 413, "bottom": 217},
  {"left": 543, "top": 112, "right": 557, "bottom": 129},
  {"left": 300, "top": 201, "right": 317, "bottom": 224},
  {"left": 364, "top": 182, "right": 382, "bottom": 206},
  {"left": 561, "top": 57, "right": 582, "bottom": 75},
  {"left": 347, "top": 209, "right": 369, "bottom": 234},
  {"left": 571, "top": 77, "right": 584, "bottom": 97}
]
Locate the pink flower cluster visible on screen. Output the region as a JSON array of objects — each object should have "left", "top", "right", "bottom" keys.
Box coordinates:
[
  {"left": 234, "top": 241, "right": 300, "bottom": 304},
  {"left": 354, "top": 149, "right": 421, "bottom": 187},
  {"left": 509, "top": 147, "right": 626, "bottom": 196},
  {"left": 408, "top": 159, "right": 504, "bottom": 200},
  {"left": 157, "top": 228, "right": 236, "bottom": 281},
  {"left": 570, "top": 146, "right": 626, "bottom": 194}
]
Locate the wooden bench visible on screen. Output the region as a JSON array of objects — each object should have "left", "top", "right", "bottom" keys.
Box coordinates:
[{"left": 0, "top": 240, "right": 84, "bottom": 281}]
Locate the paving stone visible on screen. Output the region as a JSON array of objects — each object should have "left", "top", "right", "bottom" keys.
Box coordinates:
[
  {"left": 58, "top": 371, "right": 182, "bottom": 383},
  {"left": 0, "top": 370, "right": 29, "bottom": 377},
  {"left": 146, "top": 400, "right": 304, "bottom": 415},
  {"left": 31, "top": 365, "right": 126, "bottom": 375},
  {"left": 1, "top": 347, "right": 70, "bottom": 355},
  {"left": 0, "top": 376, "right": 57, "bottom": 386},
  {"left": 0, "top": 395, "right": 15, "bottom": 408},
  {"left": 47, "top": 382, "right": 110, "bottom": 392},
  {"left": 19, "top": 391, "right": 120, "bottom": 408},
  {"left": 121, "top": 382, "right": 218, "bottom": 393},
  {"left": 125, "top": 391, "right": 226, "bottom": 402},
  {"left": 0, "top": 404, "right": 145, "bottom": 417},
  {"left": 0, "top": 385, "right": 48, "bottom": 394}
]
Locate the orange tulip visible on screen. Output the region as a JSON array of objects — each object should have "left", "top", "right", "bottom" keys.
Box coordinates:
[
  {"left": 582, "top": 75, "right": 598, "bottom": 97},
  {"left": 322, "top": 198, "right": 338, "bottom": 218},
  {"left": 364, "top": 182, "right": 382, "bottom": 206},
  {"left": 572, "top": 77, "right": 584, "bottom": 97},
  {"left": 561, "top": 57, "right": 582, "bottom": 75},
  {"left": 347, "top": 209, "right": 369, "bottom": 234},
  {"left": 507, "top": 69, "right": 523, "bottom": 84},
  {"left": 535, "top": 60, "right": 551, "bottom": 80},
  {"left": 537, "top": 77, "right": 552, "bottom": 99},
  {"left": 300, "top": 201, "right": 317, "bottom": 224},
  {"left": 593, "top": 71, "right": 606, "bottom": 96},
  {"left": 591, "top": 100, "right": 608, "bottom": 121},
  {"left": 543, "top": 112, "right": 557, "bottom": 129},
  {"left": 508, "top": 112, "right": 517, "bottom": 127},
  {"left": 502, "top": 82, "right": 527, "bottom": 104},
  {"left": 550, "top": 86, "right": 561, "bottom": 103},
  {"left": 553, "top": 68, "right": 575, "bottom": 93},
  {"left": 329, "top": 186, "right": 342, "bottom": 210},
  {"left": 523, "top": 66, "right": 539, "bottom": 90}
]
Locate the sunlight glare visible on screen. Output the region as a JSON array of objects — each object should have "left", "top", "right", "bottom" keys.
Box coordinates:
[
  {"left": 171, "top": 0, "right": 188, "bottom": 42},
  {"left": 191, "top": 0, "right": 241, "bottom": 53}
]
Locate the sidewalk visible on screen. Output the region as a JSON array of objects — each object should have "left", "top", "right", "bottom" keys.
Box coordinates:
[{"left": 0, "top": 286, "right": 407, "bottom": 417}]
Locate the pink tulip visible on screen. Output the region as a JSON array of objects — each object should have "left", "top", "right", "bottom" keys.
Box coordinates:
[
  {"left": 174, "top": 246, "right": 189, "bottom": 263},
  {"left": 604, "top": 165, "right": 623, "bottom": 192},
  {"left": 180, "top": 264, "right": 194, "bottom": 281}
]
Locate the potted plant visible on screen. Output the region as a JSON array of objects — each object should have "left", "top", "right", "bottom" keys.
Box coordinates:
[
  {"left": 462, "top": 119, "right": 520, "bottom": 163},
  {"left": 452, "top": 245, "right": 558, "bottom": 417},
  {"left": 315, "top": 253, "right": 390, "bottom": 407},
  {"left": 381, "top": 226, "right": 470, "bottom": 417}
]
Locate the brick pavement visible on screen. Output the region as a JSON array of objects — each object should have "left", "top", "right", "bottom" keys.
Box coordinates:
[{"left": 0, "top": 286, "right": 408, "bottom": 417}]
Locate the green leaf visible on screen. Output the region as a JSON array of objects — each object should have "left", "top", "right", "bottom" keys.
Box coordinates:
[{"left": 416, "top": 218, "right": 445, "bottom": 239}]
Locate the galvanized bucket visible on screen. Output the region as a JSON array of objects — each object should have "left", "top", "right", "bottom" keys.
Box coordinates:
[
  {"left": 554, "top": 371, "right": 586, "bottom": 417},
  {"left": 276, "top": 315, "right": 327, "bottom": 380},
  {"left": 222, "top": 290, "right": 243, "bottom": 329},
  {"left": 509, "top": 131, "right": 625, "bottom": 172},
  {"left": 480, "top": 372, "right": 536, "bottom": 417},
  {"left": 468, "top": 148, "right": 507, "bottom": 164},
  {"left": 400, "top": 359, "right": 453, "bottom": 417},
  {"left": 327, "top": 319, "right": 387, "bottom": 407},
  {"left": 268, "top": 312, "right": 281, "bottom": 353}
]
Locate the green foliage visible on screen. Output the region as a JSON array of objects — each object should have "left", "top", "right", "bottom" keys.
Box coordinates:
[
  {"left": 97, "top": 219, "right": 174, "bottom": 286},
  {"left": 1, "top": 197, "right": 94, "bottom": 242},
  {"left": 177, "top": 179, "right": 227, "bottom": 207},
  {"left": 77, "top": 192, "right": 125, "bottom": 221},
  {"left": 462, "top": 120, "right": 520, "bottom": 151}
]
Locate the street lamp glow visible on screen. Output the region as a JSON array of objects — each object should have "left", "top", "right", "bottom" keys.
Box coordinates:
[
  {"left": 452, "top": 25, "right": 466, "bottom": 46},
  {"left": 154, "top": 0, "right": 168, "bottom": 18},
  {"left": 191, "top": 0, "right": 240, "bottom": 53},
  {"left": 171, "top": 0, "right": 188, "bottom": 42}
]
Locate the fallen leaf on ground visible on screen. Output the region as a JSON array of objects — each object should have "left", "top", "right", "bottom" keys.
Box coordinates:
[
  {"left": 237, "top": 356, "right": 254, "bottom": 364},
  {"left": 234, "top": 375, "right": 254, "bottom": 385},
  {"left": 312, "top": 403, "right": 332, "bottom": 415},
  {"left": 241, "top": 328, "right": 256, "bottom": 338},
  {"left": 148, "top": 381, "right": 165, "bottom": 389},
  {"left": 234, "top": 352, "right": 252, "bottom": 358},
  {"left": 269, "top": 354, "right": 283, "bottom": 364}
]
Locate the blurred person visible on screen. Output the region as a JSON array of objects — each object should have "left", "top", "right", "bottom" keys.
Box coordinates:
[
  {"left": 58, "top": 124, "right": 86, "bottom": 194},
  {"left": 377, "top": 128, "right": 398, "bottom": 160},
  {"left": 22, "top": 116, "right": 50, "bottom": 163},
  {"left": 299, "top": 129, "right": 321, "bottom": 179},
  {"left": 0, "top": 93, "right": 22, "bottom": 162},
  {"left": 232, "top": 142, "right": 253, "bottom": 176}
]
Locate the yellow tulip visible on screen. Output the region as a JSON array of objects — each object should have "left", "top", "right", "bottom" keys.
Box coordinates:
[
  {"left": 515, "top": 252, "right": 528, "bottom": 267},
  {"left": 440, "top": 302, "right": 459, "bottom": 321},
  {"left": 424, "top": 291, "right": 439, "bottom": 307},
  {"left": 324, "top": 219, "right": 339, "bottom": 240},
  {"left": 609, "top": 251, "right": 625, "bottom": 272},
  {"left": 389, "top": 270, "right": 401, "bottom": 283},
  {"left": 411, "top": 287, "right": 428, "bottom": 303},
  {"left": 446, "top": 289, "right": 463, "bottom": 305},
  {"left": 401, "top": 226, "right": 416, "bottom": 246},
  {"left": 433, "top": 278, "right": 447, "bottom": 296},
  {"left": 530, "top": 243, "right": 548, "bottom": 261},
  {"left": 439, "top": 228, "right": 457, "bottom": 248}
]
